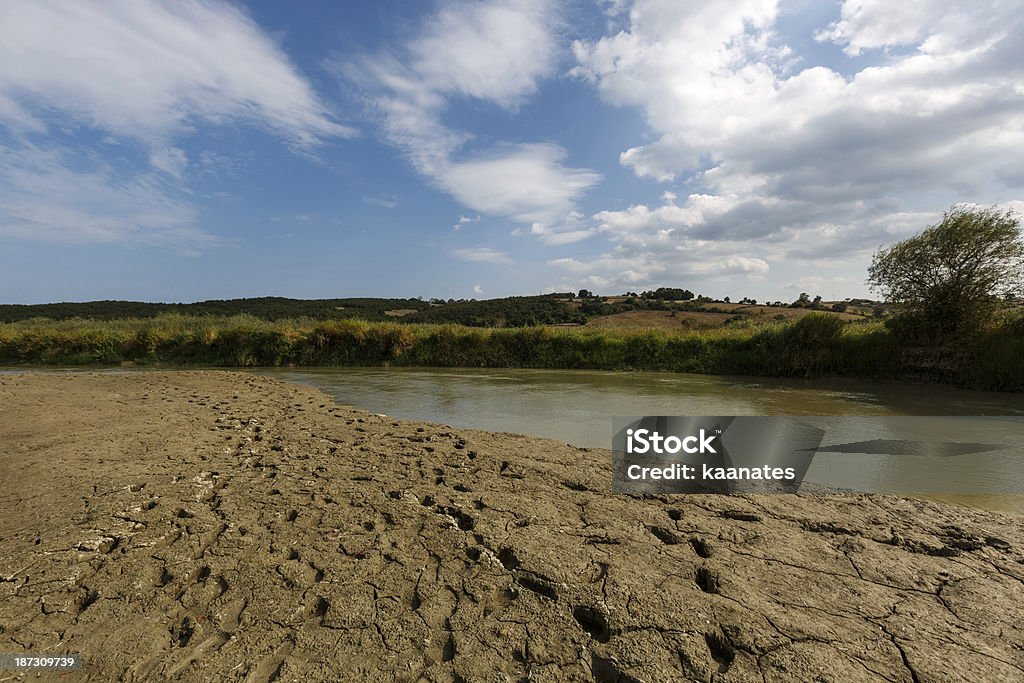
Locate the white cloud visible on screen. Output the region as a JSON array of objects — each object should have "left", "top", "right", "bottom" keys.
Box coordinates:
[
  {"left": 593, "top": 194, "right": 740, "bottom": 244},
  {"left": 816, "top": 0, "right": 971, "bottom": 56},
  {"left": 345, "top": 54, "right": 463, "bottom": 177},
  {"left": 453, "top": 247, "right": 513, "bottom": 265},
  {"left": 342, "top": 0, "right": 600, "bottom": 234},
  {"left": 568, "top": 0, "right": 1024, "bottom": 298},
  {"left": 784, "top": 275, "right": 857, "bottom": 294},
  {"left": 686, "top": 255, "right": 769, "bottom": 276},
  {"left": 149, "top": 147, "right": 189, "bottom": 179},
  {"left": 519, "top": 211, "right": 598, "bottom": 245},
  {"left": 408, "top": 0, "right": 559, "bottom": 107},
  {"left": 618, "top": 135, "right": 702, "bottom": 182},
  {"left": 0, "top": 0, "right": 353, "bottom": 247},
  {"left": 1002, "top": 200, "right": 1024, "bottom": 216},
  {"left": 0, "top": 94, "right": 46, "bottom": 134},
  {"left": 363, "top": 194, "right": 399, "bottom": 209},
  {"left": 0, "top": 143, "right": 212, "bottom": 247},
  {"left": 575, "top": 0, "right": 1024, "bottom": 201},
  {"left": 547, "top": 229, "right": 770, "bottom": 292},
  {"left": 441, "top": 144, "right": 601, "bottom": 224},
  {"left": 0, "top": 0, "right": 353, "bottom": 149},
  {"left": 473, "top": 284, "right": 485, "bottom": 295},
  {"left": 453, "top": 215, "right": 480, "bottom": 230},
  {"left": 535, "top": 229, "right": 596, "bottom": 246}
]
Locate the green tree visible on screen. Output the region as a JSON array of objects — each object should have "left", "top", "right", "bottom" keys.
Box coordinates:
[{"left": 867, "top": 205, "right": 1024, "bottom": 343}]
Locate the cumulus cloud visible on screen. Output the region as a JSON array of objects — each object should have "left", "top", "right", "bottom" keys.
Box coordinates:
[
  {"left": 565, "top": 0, "right": 1024, "bottom": 296},
  {"left": 441, "top": 144, "right": 600, "bottom": 224},
  {"left": 547, "top": 224, "right": 770, "bottom": 292},
  {"left": 593, "top": 195, "right": 737, "bottom": 243},
  {"left": 408, "top": 0, "right": 558, "bottom": 107},
  {"left": 618, "top": 135, "right": 703, "bottom": 182},
  {"left": 575, "top": 0, "right": 1024, "bottom": 208},
  {"left": 816, "top": 0, "right": 968, "bottom": 56},
  {"left": 342, "top": 0, "right": 600, "bottom": 234}
]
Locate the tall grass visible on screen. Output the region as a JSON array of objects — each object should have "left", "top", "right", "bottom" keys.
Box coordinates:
[{"left": 0, "top": 313, "right": 1019, "bottom": 390}]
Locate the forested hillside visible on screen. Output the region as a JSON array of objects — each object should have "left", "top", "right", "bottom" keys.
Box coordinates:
[{"left": 0, "top": 297, "right": 432, "bottom": 323}]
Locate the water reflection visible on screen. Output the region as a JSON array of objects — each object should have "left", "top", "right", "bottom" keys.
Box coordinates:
[{"left": 249, "top": 368, "right": 1022, "bottom": 516}]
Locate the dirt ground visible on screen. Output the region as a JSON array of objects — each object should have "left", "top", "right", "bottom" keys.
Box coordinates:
[{"left": 1, "top": 371, "right": 1022, "bottom": 682}]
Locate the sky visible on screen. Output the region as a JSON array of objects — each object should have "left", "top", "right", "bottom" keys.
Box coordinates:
[{"left": 1, "top": 0, "right": 1022, "bottom": 304}]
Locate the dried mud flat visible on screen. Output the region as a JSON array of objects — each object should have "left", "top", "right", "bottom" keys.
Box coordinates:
[{"left": 1, "top": 371, "right": 1023, "bottom": 682}]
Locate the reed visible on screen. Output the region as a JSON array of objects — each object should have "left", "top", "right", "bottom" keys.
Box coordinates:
[{"left": 0, "top": 313, "right": 1016, "bottom": 391}]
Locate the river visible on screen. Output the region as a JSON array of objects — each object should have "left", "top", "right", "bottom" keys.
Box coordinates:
[
  {"left": 255, "top": 367, "right": 1024, "bottom": 514},
  {"left": 5, "top": 365, "right": 1022, "bottom": 513}
]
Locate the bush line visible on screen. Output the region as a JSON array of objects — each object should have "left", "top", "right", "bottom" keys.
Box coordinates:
[{"left": 2, "top": 313, "right": 1022, "bottom": 391}]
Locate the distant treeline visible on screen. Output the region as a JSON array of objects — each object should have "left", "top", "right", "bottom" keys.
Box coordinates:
[
  {"left": 0, "top": 297, "right": 433, "bottom": 323},
  {"left": 0, "top": 294, "right": 676, "bottom": 327},
  {"left": 404, "top": 296, "right": 587, "bottom": 327},
  {"left": 3, "top": 313, "right": 1022, "bottom": 391},
  {"left": 1, "top": 293, "right": 833, "bottom": 328}
]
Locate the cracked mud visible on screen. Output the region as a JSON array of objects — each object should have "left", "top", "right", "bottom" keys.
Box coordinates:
[{"left": 1, "top": 371, "right": 1022, "bottom": 681}]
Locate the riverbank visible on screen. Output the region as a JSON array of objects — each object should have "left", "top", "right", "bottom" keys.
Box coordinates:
[
  {"left": 3, "top": 314, "right": 1024, "bottom": 391},
  {"left": 1, "top": 371, "right": 1022, "bottom": 681}
]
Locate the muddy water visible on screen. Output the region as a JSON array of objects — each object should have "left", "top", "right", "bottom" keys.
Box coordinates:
[{"left": 257, "top": 367, "right": 1024, "bottom": 514}]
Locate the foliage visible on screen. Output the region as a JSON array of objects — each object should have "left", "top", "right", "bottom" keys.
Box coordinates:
[
  {"left": 791, "top": 292, "right": 811, "bottom": 308},
  {"left": 868, "top": 205, "right": 1024, "bottom": 344},
  {"left": 0, "top": 297, "right": 432, "bottom": 323},
  {"left": 740, "top": 314, "right": 847, "bottom": 376},
  {"left": 640, "top": 287, "right": 694, "bottom": 301},
  {"left": 3, "top": 309, "right": 1023, "bottom": 391},
  {"left": 0, "top": 313, "right": 919, "bottom": 380},
  {"left": 403, "top": 295, "right": 586, "bottom": 327},
  {"left": 0, "top": 291, "right": 770, "bottom": 330}
]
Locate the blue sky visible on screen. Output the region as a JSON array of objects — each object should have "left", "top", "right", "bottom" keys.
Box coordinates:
[{"left": 1, "top": 0, "right": 1022, "bottom": 304}]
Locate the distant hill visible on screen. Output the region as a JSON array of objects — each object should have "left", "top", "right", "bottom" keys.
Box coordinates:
[
  {"left": 0, "top": 293, "right": 865, "bottom": 328},
  {"left": 403, "top": 295, "right": 586, "bottom": 327},
  {"left": 0, "top": 294, "right": 591, "bottom": 327},
  {"left": 0, "top": 297, "right": 432, "bottom": 323}
]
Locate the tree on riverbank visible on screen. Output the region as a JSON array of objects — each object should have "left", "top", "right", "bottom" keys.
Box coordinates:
[{"left": 868, "top": 205, "right": 1024, "bottom": 344}]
